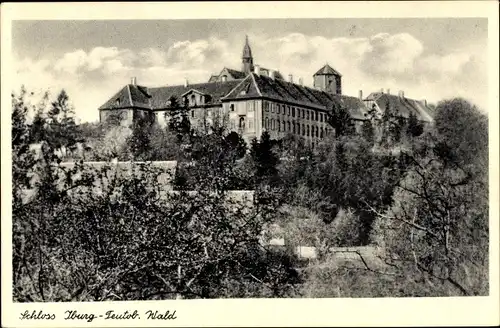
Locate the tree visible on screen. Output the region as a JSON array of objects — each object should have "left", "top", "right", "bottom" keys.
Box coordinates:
[
  {"left": 406, "top": 112, "right": 424, "bottom": 138},
  {"left": 167, "top": 96, "right": 191, "bottom": 141},
  {"left": 434, "top": 98, "right": 488, "bottom": 167},
  {"left": 250, "top": 131, "right": 280, "bottom": 185},
  {"left": 127, "top": 111, "right": 155, "bottom": 160},
  {"left": 370, "top": 143, "right": 488, "bottom": 296},
  {"left": 328, "top": 104, "right": 355, "bottom": 137},
  {"left": 361, "top": 120, "right": 375, "bottom": 144},
  {"left": 45, "top": 90, "right": 79, "bottom": 149},
  {"left": 224, "top": 131, "right": 247, "bottom": 159},
  {"left": 380, "top": 102, "right": 404, "bottom": 146}
]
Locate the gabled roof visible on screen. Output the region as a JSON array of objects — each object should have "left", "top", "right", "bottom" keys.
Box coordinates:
[
  {"left": 224, "top": 68, "right": 247, "bottom": 79},
  {"left": 98, "top": 84, "right": 151, "bottom": 110},
  {"left": 314, "top": 64, "right": 342, "bottom": 77},
  {"left": 99, "top": 80, "right": 243, "bottom": 111},
  {"left": 365, "top": 92, "right": 434, "bottom": 122},
  {"left": 223, "top": 73, "right": 367, "bottom": 119}
]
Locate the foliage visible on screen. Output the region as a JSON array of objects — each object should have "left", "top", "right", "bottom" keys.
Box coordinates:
[
  {"left": 11, "top": 86, "right": 489, "bottom": 299},
  {"left": 406, "top": 112, "right": 424, "bottom": 138},
  {"left": 328, "top": 104, "right": 355, "bottom": 137},
  {"left": 126, "top": 111, "right": 156, "bottom": 160},
  {"left": 167, "top": 96, "right": 191, "bottom": 141},
  {"left": 250, "top": 131, "right": 280, "bottom": 186},
  {"left": 12, "top": 90, "right": 299, "bottom": 301},
  {"left": 380, "top": 102, "right": 405, "bottom": 147},
  {"left": 361, "top": 120, "right": 375, "bottom": 144},
  {"left": 434, "top": 98, "right": 488, "bottom": 166}
]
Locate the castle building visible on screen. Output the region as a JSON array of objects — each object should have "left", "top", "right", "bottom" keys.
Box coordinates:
[{"left": 98, "top": 36, "right": 434, "bottom": 145}]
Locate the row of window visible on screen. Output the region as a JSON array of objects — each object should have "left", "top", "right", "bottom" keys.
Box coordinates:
[
  {"left": 230, "top": 101, "right": 255, "bottom": 112},
  {"left": 264, "top": 118, "right": 330, "bottom": 138},
  {"left": 263, "top": 101, "right": 327, "bottom": 123}
]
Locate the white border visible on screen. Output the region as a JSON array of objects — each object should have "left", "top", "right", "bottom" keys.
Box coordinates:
[{"left": 2, "top": 2, "right": 499, "bottom": 327}]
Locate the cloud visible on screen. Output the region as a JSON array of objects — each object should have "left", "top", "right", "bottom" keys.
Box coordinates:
[{"left": 12, "top": 32, "right": 488, "bottom": 123}]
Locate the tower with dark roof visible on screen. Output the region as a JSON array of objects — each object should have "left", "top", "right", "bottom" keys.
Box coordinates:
[
  {"left": 242, "top": 35, "right": 254, "bottom": 74},
  {"left": 313, "top": 63, "right": 342, "bottom": 95}
]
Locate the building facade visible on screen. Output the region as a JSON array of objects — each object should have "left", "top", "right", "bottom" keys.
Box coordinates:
[{"left": 98, "top": 36, "right": 435, "bottom": 145}]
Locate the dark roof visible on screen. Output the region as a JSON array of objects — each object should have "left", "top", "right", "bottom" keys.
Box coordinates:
[
  {"left": 365, "top": 92, "right": 434, "bottom": 122},
  {"left": 259, "top": 67, "right": 285, "bottom": 80},
  {"left": 98, "top": 84, "right": 151, "bottom": 110},
  {"left": 314, "top": 64, "right": 342, "bottom": 77},
  {"left": 100, "top": 80, "right": 243, "bottom": 110},
  {"left": 223, "top": 73, "right": 367, "bottom": 119},
  {"left": 99, "top": 74, "right": 368, "bottom": 119},
  {"left": 224, "top": 68, "right": 247, "bottom": 79}
]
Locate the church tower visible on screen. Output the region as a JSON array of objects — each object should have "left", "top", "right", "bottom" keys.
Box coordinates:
[
  {"left": 313, "top": 64, "right": 342, "bottom": 95},
  {"left": 242, "top": 35, "right": 254, "bottom": 74}
]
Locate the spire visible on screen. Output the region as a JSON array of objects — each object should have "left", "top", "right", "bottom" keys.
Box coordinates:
[
  {"left": 242, "top": 34, "right": 252, "bottom": 59},
  {"left": 242, "top": 34, "right": 254, "bottom": 73}
]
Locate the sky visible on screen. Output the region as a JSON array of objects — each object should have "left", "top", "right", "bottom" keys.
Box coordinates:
[{"left": 12, "top": 18, "right": 488, "bottom": 123}]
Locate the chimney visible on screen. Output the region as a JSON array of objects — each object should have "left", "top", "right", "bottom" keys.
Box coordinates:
[
  {"left": 386, "top": 88, "right": 390, "bottom": 95},
  {"left": 254, "top": 65, "right": 260, "bottom": 75},
  {"left": 184, "top": 78, "right": 189, "bottom": 87},
  {"left": 288, "top": 74, "right": 293, "bottom": 83},
  {"left": 358, "top": 90, "right": 363, "bottom": 100},
  {"left": 131, "top": 77, "right": 137, "bottom": 85},
  {"left": 269, "top": 70, "right": 275, "bottom": 80},
  {"left": 422, "top": 99, "right": 427, "bottom": 107},
  {"left": 380, "top": 88, "right": 384, "bottom": 94},
  {"left": 299, "top": 77, "right": 303, "bottom": 86}
]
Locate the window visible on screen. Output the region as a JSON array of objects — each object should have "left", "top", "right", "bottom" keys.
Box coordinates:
[
  {"left": 249, "top": 120, "right": 253, "bottom": 130},
  {"left": 191, "top": 95, "right": 196, "bottom": 106},
  {"left": 287, "top": 121, "right": 291, "bottom": 132},
  {"left": 306, "top": 111, "right": 310, "bottom": 120},
  {"left": 316, "top": 126, "right": 319, "bottom": 138},
  {"left": 271, "top": 104, "right": 275, "bottom": 113},
  {"left": 282, "top": 121, "right": 285, "bottom": 131},
  {"left": 264, "top": 101, "right": 269, "bottom": 112},
  {"left": 320, "top": 113, "right": 323, "bottom": 122},
  {"left": 293, "top": 122, "right": 296, "bottom": 133},
  {"left": 287, "top": 106, "right": 290, "bottom": 116},
  {"left": 320, "top": 127, "right": 324, "bottom": 138},
  {"left": 272, "top": 119, "right": 275, "bottom": 130},
  {"left": 191, "top": 110, "right": 194, "bottom": 118},
  {"left": 265, "top": 117, "right": 269, "bottom": 129},
  {"left": 302, "top": 124, "right": 305, "bottom": 136},
  {"left": 248, "top": 101, "right": 254, "bottom": 112},
  {"left": 315, "top": 111, "right": 318, "bottom": 121},
  {"left": 239, "top": 116, "right": 245, "bottom": 129},
  {"left": 278, "top": 119, "right": 281, "bottom": 132},
  {"left": 115, "top": 98, "right": 120, "bottom": 106},
  {"left": 307, "top": 125, "right": 310, "bottom": 137},
  {"left": 302, "top": 110, "right": 306, "bottom": 119},
  {"left": 292, "top": 107, "right": 295, "bottom": 117},
  {"left": 230, "top": 104, "right": 235, "bottom": 112}
]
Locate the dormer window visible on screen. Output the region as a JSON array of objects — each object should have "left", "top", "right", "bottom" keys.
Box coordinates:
[
  {"left": 115, "top": 98, "right": 120, "bottom": 106},
  {"left": 222, "top": 75, "right": 227, "bottom": 82},
  {"left": 240, "top": 90, "right": 246, "bottom": 95}
]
